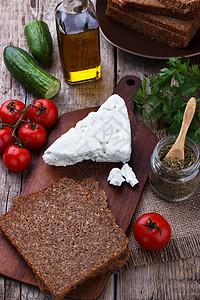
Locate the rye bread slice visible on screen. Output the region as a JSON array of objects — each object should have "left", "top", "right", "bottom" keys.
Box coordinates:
[
  {"left": 106, "top": 0, "right": 199, "bottom": 36},
  {"left": 0, "top": 177, "right": 129, "bottom": 300},
  {"left": 110, "top": 0, "right": 200, "bottom": 19},
  {"left": 78, "top": 178, "right": 130, "bottom": 267},
  {"left": 12, "top": 178, "right": 129, "bottom": 293},
  {"left": 13, "top": 194, "right": 32, "bottom": 209},
  {"left": 79, "top": 178, "right": 108, "bottom": 209},
  {"left": 36, "top": 247, "right": 130, "bottom": 294},
  {"left": 106, "top": 4, "right": 200, "bottom": 47},
  {"left": 13, "top": 180, "right": 129, "bottom": 260},
  {"left": 12, "top": 178, "right": 129, "bottom": 292},
  {"left": 13, "top": 178, "right": 115, "bottom": 228},
  {"left": 159, "top": 0, "right": 200, "bottom": 15},
  {"left": 13, "top": 178, "right": 108, "bottom": 210}
]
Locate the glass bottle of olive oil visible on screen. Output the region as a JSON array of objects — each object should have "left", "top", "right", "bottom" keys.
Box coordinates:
[{"left": 55, "top": 0, "right": 101, "bottom": 84}]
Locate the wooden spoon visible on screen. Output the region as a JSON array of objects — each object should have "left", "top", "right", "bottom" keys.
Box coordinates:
[{"left": 166, "top": 97, "right": 196, "bottom": 160}]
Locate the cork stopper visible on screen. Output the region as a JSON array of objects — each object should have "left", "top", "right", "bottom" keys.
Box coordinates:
[{"left": 63, "top": 0, "right": 88, "bottom": 13}]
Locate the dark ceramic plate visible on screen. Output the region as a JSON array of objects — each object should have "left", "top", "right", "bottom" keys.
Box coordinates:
[{"left": 95, "top": 0, "right": 200, "bottom": 59}]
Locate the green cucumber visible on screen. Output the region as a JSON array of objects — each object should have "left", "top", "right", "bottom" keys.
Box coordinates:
[
  {"left": 3, "top": 45, "right": 61, "bottom": 99},
  {"left": 24, "top": 20, "right": 53, "bottom": 64}
]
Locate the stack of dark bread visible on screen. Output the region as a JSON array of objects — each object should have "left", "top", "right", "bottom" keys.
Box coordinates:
[
  {"left": 0, "top": 177, "right": 129, "bottom": 300},
  {"left": 105, "top": 0, "right": 200, "bottom": 48}
]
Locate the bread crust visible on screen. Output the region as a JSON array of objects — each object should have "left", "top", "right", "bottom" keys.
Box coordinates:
[
  {"left": 1, "top": 177, "right": 129, "bottom": 300},
  {"left": 110, "top": 0, "right": 200, "bottom": 19},
  {"left": 107, "top": 0, "right": 199, "bottom": 35},
  {"left": 106, "top": 4, "right": 200, "bottom": 48},
  {"left": 12, "top": 178, "right": 130, "bottom": 293},
  {"left": 159, "top": 0, "right": 200, "bottom": 14}
]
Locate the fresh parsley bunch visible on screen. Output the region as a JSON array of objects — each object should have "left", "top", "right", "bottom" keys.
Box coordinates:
[{"left": 133, "top": 57, "right": 200, "bottom": 144}]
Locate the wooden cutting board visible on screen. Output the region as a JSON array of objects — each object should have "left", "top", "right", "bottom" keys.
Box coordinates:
[{"left": 0, "top": 75, "right": 158, "bottom": 300}]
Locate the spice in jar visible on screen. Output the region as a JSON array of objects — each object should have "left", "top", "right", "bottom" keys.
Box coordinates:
[
  {"left": 149, "top": 136, "right": 200, "bottom": 202},
  {"left": 158, "top": 145, "right": 196, "bottom": 170}
]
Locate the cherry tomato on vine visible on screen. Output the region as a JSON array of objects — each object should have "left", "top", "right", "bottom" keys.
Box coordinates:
[
  {"left": 133, "top": 212, "right": 171, "bottom": 251},
  {"left": 0, "top": 127, "right": 16, "bottom": 153},
  {"left": 0, "top": 100, "right": 28, "bottom": 127},
  {"left": 28, "top": 99, "right": 58, "bottom": 128},
  {"left": 3, "top": 145, "right": 31, "bottom": 172},
  {"left": 18, "top": 123, "right": 47, "bottom": 149}
]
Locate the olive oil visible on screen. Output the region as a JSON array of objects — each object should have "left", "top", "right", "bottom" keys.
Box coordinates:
[{"left": 55, "top": 1, "right": 101, "bottom": 84}]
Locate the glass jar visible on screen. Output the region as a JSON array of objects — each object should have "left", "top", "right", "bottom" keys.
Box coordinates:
[
  {"left": 149, "top": 136, "right": 200, "bottom": 202},
  {"left": 55, "top": 0, "right": 101, "bottom": 85}
]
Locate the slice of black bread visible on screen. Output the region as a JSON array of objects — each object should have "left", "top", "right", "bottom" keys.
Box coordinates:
[
  {"left": 159, "top": 0, "right": 200, "bottom": 15},
  {"left": 110, "top": 0, "right": 200, "bottom": 19},
  {"left": 79, "top": 178, "right": 116, "bottom": 225},
  {"left": 106, "top": 0, "right": 200, "bottom": 36},
  {"left": 79, "top": 178, "right": 108, "bottom": 209},
  {"left": 14, "top": 178, "right": 115, "bottom": 228},
  {"left": 12, "top": 178, "right": 130, "bottom": 293},
  {"left": 78, "top": 178, "right": 130, "bottom": 267},
  {"left": 12, "top": 194, "right": 31, "bottom": 209},
  {"left": 106, "top": 4, "right": 200, "bottom": 47},
  {"left": 13, "top": 178, "right": 108, "bottom": 210},
  {"left": 0, "top": 177, "right": 129, "bottom": 300}
]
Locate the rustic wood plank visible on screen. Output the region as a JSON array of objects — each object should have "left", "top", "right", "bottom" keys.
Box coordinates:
[
  {"left": 116, "top": 49, "right": 167, "bottom": 133},
  {"left": 0, "top": 277, "right": 5, "bottom": 299},
  {"left": 97, "top": 275, "right": 114, "bottom": 300},
  {"left": 0, "top": 0, "right": 115, "bottom": 298},
  {"left": 0, "top": 74, "right": 157, "bottom": 299},
  {"left": 1, "top": 0, "right": 199, "bottom": 299},
  {"left": 116, "top": 257, "right": 200, "bottom": 300},
  {"left": 116, "top": 48, "right": 200, "bottom": 300},
  {"left": 20, "top": 274, "right": 114, "bottom": 300},
  {"left": 3, "top": 278, "right": 21, "bottom": 300},
  {"left": 30, "top": 0, "right": 115, "bottom": 115},
  {"left": 0, "top": 0, "right": 29, "bottom": 298},
  {"left": 21, "top": 284, "right": 53, "bottom": 300},
  {"left": 116, "top": 49, "right": 165, "bottom": 82}
]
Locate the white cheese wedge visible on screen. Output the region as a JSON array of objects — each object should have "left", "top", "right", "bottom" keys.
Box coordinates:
[
  {"left": 107, "top": 163, "right": 139, "bottom": 187},
  {"left": 43, "top": 94, "right": 131, "bottom": 166}
]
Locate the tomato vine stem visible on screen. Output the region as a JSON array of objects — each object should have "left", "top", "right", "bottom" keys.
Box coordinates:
[
  {"left": 142, "top": 217, "right": 162, "bottom": 236},
  {"left": 0, "top": 99, "right": 47, "bottom": 148}
]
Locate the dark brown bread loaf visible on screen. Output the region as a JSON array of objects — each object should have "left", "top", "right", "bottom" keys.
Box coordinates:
[
  {"left": 12, "top": 178, "right": 129, "bottom": 286},
  {"left": 106, "top": 3, "right": 200, "bottom": 47},
  {"left": 110, "top": 0, "right": 200, "bottom": 19},
  {"left": 79, "top": 178, "right": 117, "bottom": 225},
  {"left": 13, "top": 178, "right": 107, "bottom": 210},
  {"left": 79, "top": 178, "right": 108, "bottom": 209},
  {"left": 159, "top": 0, "right": 200, "bottom": 15},
  {"left": 12, "top": 194, "right": 31, "bottom": 208},
  {"left": 14, "top": 178, "right": 115, "bottom": 226},
  {"left": 0, "top": 177, "right": 129, "bottom": 300},
  {"left": 106, "top": 0, "right": 199, "bottom": 35},
  {"left": 78, "top": 178, "right": 130, "bottom": 268},
  {"left": 12, "top": 178, "right": 129, "bottom": 293}
]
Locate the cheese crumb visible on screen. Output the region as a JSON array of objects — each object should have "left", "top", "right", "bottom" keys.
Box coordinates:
[
  {"left": 107, "top": 168, "right": 125, "bottom": 186},
  {"left": 121, "top": 163, "right": 139, "bottom": 187},
  {"left": 108, "top": 163, "right": 138, "bottom": 187}
]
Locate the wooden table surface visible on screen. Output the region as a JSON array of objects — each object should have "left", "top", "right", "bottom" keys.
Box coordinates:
[{"left": 0, "top": 0, "right": 199, "bottom": 299}]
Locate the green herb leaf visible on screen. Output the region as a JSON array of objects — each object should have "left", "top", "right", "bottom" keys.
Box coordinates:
[{"left": 133, "top": 57, "right": 200, "bottom": 144}]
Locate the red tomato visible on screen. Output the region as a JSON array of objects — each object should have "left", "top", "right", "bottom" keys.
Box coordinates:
[
  {"left": 3, "top": 145, "right": 31, "bottom": 172},
  {"left": 28, "top": 99, "right": 58, "bottom": 128},
  {"left": 18, "top": 123, "right": 47, "bottom": 149},
  {"left": 0, "top": 127, "right": 16, "bottom": 153},
  {"left": 133, "top": 212, "right": 171, "bottom": 251},
  {"left": 0, "top": 100, "right": 28, "bottom": 126}
]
